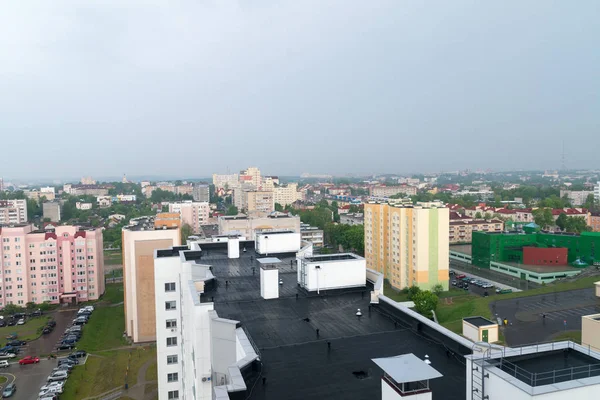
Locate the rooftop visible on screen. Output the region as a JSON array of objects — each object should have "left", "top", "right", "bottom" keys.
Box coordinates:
[
  {"left": 463, "top": 316, "right": 496, "bottom": 328},
  {"left": 188, "top": 245, "right": 466, "bottom": 400}
]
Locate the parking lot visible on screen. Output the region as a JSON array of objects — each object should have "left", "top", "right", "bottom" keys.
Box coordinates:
[
  {"left": 28, "top": 309, "right": 77, "bottom": 355},
  {"left": 449, "top": 270, "right": 516, "bottom": 298},
  {"left": 492, "top": 288, "right": 600, "bottom": 346},
  {"left": 2, "top": 359, "right": 56, "bottom": 400}
]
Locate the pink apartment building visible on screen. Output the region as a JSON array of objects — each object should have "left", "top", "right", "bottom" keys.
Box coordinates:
[{"left": 0, "top": 224, "right": 104, "bottom": 308}]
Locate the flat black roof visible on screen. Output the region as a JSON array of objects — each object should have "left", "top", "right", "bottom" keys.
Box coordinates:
[
  {"left": 501, "top": 349, "right": 600, "bottom": 387},
  {"left": 463, "top": 316, "right": 496, "bottom": 327},
  {"left": 198, "top": 249, "right": 465, "bottom": 399},
  {"left": 305, "top": 254, "right": 358, "bottom": 262},
  {"left": 257, "top": 230, "right": 295, "bottom": 235}
]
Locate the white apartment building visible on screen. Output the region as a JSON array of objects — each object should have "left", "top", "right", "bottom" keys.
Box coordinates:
[
  {"left": 273, "top": 183, "right": 301, "bottom": 206},
  {"left": 192, "top": 184, "right": 210, "bottom": 202},
  {"left": 154, "top": 244, "right": 259, "bottom": 400},
  {"left": 76, "top": 202, "right": 93, "bottom": 210},
  {"left": 218, "top": 213, "right": 301, "bottom": 240},
  {"left": 595, "top": 182, "right": 600, "bottom": 203},
  {"left": 560, "top": 189, "right": 594, "bottom": 206},
  {"left": 239, "top": 167, "right": 261, "bottom": 189},
  {"left": 169, "top": 201, "right": 210, "bottom": 233},
  {"left": 0, "top": 199, "right": 28, "bottom": 225},
  {"left": 212, "top": 174, "right": 239, "bottom": 190},
  {"left": 246, "top": 191, "right": 274, "bottom": 213}
]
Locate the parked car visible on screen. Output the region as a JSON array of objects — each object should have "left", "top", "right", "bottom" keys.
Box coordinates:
[
  {"left": 67, "top": 326, "right": 82, "bottom": 333},
  {"left": 455, "top": 274, "right": 466, "bottom": 279},
  {"left": 68, "top": 350, "right": 87, "bottom": 359},
  {"left": 1, "top": 383, "right": 16, "bottom": 398},
  {"left": 42, "top": 327, "right": 53, "bottom": 335},
  {"left": 39, "top": 387, "right": 62, "bottom": 398},
  {"left": 0, "top": 320, "right": 6, "bottom": 328},
  {"left": 39, "top": 395, "right": 58, "bottom": 400},
  {"left": 47, "top": 370, "right": 68, "bottom": 382},
  {"left": 18, "top": 356, "right": 39, "bottom": 365},
  {"left": 12, "top": 313, "right": 25, "bottom": 319},
  {"left": 0, "top": 353, "right": 15, "bottom": 360},
  {"left": 40, "top": 382, "right": 65, "bottom": 393},
  {"left": 57, "top": 343, "right": 74, "bottom": 351},
  {"left": 15, "top": 319, "right": 24, "bottom": 326},
  {"left": 0, "top": 360, "right": 9, "bottom": 368},
  {"left": 451, "top": 280, "right": 457, "bottom": 286},
  {"left": 6, "top": 340, "right": 26, "bottom": 347},
  {"left": 53, "top": 365, "right": 72, "bottom": 374},
  {"left": 47, "top": 320, "right": 56, "bottom": 328},
  {"left": 6, "top": 319, "right": 16, "bottom": 327},
  {"left": 0, "top": 347, "right": 19, "bottom": 354},
  {"left": 463, "top": 284, "right": 469, "bottom": 290},
  {"left": 58, "top": 358, "right": 78, "bottom": 366}
]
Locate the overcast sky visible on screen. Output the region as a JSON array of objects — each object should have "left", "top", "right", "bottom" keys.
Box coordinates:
[{"left": 1, "top": 1, "right": 598, "bottom": 180}]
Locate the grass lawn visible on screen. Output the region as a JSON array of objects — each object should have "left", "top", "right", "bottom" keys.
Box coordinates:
[
  {"left": 552, "top": 330, "right": 582, "bottom": 343},
  {"left": 0, "top": 376, "right": 7, "bottom": 384},
  {"left": 96, "top": 283, "right": 125, "bottom": 305},
  {"left": 76, "top": 305, "right": 128, "bottom": 352},
  {"left": 145, "top": 361, "right": 157, "bottom": 381},
  {"left": 103, "top": 250, "right": 122, "bottom": 266},
  {"left": 436, "top": 275, "right": 600, "bottom": 333},
  {"left": 0, "top": 316, "right": 52, "bottom": 342},
  {"left": 384, "top": 281, "right": 469, "bottom": 303},
  {"left": 61, "top": 346, "right": 156, "bottom": 400}
]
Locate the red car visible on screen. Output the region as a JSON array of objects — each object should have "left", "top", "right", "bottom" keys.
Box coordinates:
[{"left": 19, "top": 356, "right": 40, "bottom": 365}]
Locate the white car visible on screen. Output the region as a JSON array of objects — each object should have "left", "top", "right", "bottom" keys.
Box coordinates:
[
  {"left": 0, "top": 352, "right": 16, "bottom": 360},
  {"left": 16, "top": 318, "right": 25, "bottom": 325},
  {"left": 40, "top": 381, "right": 65, "bottom": 392},
  {"left": 39, "top": 386, "right": 62, "bottom": 397},
  {"left": 47, "top": 370, "right": 68, "bottom": 382}
]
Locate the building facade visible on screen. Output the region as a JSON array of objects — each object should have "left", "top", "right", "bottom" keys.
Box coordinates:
[
  {"left": 122, "top": 218, "right": 181, "bottom": 343},
  {"left": 590, "top": 213, "right": 600, "bottom": 232},
  {"left": 168, "top": 201, "right": 210, "bottom": 233},
  {"left": 246, "top": 191, "right": 274, "bottom": 213},
  {"left": 212, "top": 173, "right": 239, "bottom": 190},
  {"left": 0, "top": 200, "right": 28, "bottom": 225},
  {"left": 43, "top": 202, "right": 61, "bottom": 222},
  {"left": 300, "top": 223, "right": 324, "bottom": 247},
  {"left": 218, "top": 213, "right": 301, "bottom": 239},
  {"left": 273, "top": 183, "right": 301, "bottom": 206},
  {"left": 239, "top": 167, "right": 261, "bottom": 188},
  {"left": 0, "top": 224, "right": 104, "bottom": 308},
  {"left": 449, "top": 219, "right": 503, "bottom": 244},
  {"left": 560, "top": 190, "right": 594, "bottom": 206},
  {"left": 340, "top": 213, "right": 364, "bottom": 226},
  {"left": 595, "top": 182, "right": 600, "bottom": 203},
  {"left": 364, "top": 202, "right": 449, "bottom": 291},
  {"left": 370, "top": 185, "right": 417, "bottom": 197},
  {"left": 192, "top": 184, "right": 210, "bottom": 202}
]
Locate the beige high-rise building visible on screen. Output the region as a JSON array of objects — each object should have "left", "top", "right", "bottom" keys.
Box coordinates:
[
  {"left": 240, "top": 167, "right": 261, "bottom": 188},
  {"left": 273, "top": 183, "right": 301, "bottom": 207},
  {"left": 122, "top": 217, "right": 181, "bottom": 343},
  {"left": 364, "top": 202, "right": 449, "bottom": 291},
  {"left": 246, "top": 191, "right": 274, "bottom": 213}
]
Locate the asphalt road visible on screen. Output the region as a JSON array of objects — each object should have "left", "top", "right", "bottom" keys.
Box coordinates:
[
  {"left": 3, "top": 359, "right": 56, "bottom": 400},
  {"left": 491, "top": 288, "right": 600, "bottom": 346},
  {"left": 28, "top": 309, "right": 77, "bottom": 355}
]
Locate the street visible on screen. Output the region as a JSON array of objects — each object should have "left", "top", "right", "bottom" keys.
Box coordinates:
[
  {"left": 28, "top": 309, "right": 77, "bottom": 355},
  {"left": 1, "top": 359, "right": 56, "bottom": 400},
  {"left": 450, "top": 259, "right": 537, "bottom": 291}
]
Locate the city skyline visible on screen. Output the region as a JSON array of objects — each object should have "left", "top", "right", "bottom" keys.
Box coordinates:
[{"left": 1, "top": 1, "right": 599, "bottom": 179}]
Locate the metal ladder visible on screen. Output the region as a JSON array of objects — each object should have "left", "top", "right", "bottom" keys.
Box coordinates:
[{"left": 471, "top": 342, "right": 492, "bottom": 400}]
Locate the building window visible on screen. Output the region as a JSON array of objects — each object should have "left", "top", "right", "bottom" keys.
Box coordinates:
[
  {"left": 165, "top": 301, "right": 176, "bottom": 310},
  {"left": 166, "top": 319, "right": 177, "bottom": 329},
  {"left": 166, "top": 337, "right": 177, "bottom": 347},
  {"left": 164, "top": 282, "right": 176, "bottom": 292},
  {"left": 167, "top": 373, "right": 178, "bottom": 383},
  {"left": 167, "top": 355, "right": 178, "bottom": 365},
  {"left": 168, "top": 390, "right": 179, "bottom": 399}
]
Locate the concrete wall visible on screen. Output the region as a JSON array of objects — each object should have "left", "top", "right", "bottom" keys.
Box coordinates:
[
  {"left": 582, "top": 315, "right": 600, "bottom": 352},
  {"left": 462, "top": 321, "right": 479, "bottom": 342},
  {"left": 210, "top": 316, "right": 238, "bottom": 377},
  {"left": 255, "top": 232, "right": 301, "bottom": 254}
]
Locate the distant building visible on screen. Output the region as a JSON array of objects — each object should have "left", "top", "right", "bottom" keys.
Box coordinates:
[
  {"left": 75, "top": 202, "right": 92, "bottom": 210},
  {"left": 449, "top": 218, "right": 504, "bottom": 244},
  {"left": 97, "top": 196, "right": 112, "bottom": 208},
  {"left": 122, "top": 217, "right": 181, "bottom": 343},
  {"left": 43, "top": 202, "right": 61, "bottom": 222},
  {"left": 246, "top": 191, "right": 274, "bottom": 213},
  {"left": 273, "top": 183, "right": 301, "bottom": 206},
  {"left": 154, "top": 213, "right": 181, "bottom": 229},
  {"left": 64, "top": 184, "right": 111, "bottom": 196},
  {"left": 560, "top": 189, "right": 594, "bottom": 206},
  {"left": 370, "top": 185, "right": 417, "bottom": 197},
  {"left": 0, "top": 224, "right": 104, "bottom": 308},
  {"left": 218, "top": 213, "right": 301, "bottom": 239},
  {"left": 590, "top": 213, "right": 600, "bottom": 232},
  {"left": 0, "top": 199, "right": 28, "bottom": 225},
  {"left": 192, "top": 183, "right": 210, "bottom": 202},
  {"left": 340, "top": 213, "right": 364, "bottom": 226},
  {"left": 212, "top": 173, "right": 239, "bottom": 190},
  {"left": 300, "top": 223, "right": 324, "bottom": 247},
  {"left": 240, "top": 166, "right": 262, "bottom": 188},
  {"left": 80, "top": 176, "right": 96, "bottom": 185},
  {"left": 24, "top": 190, "right": 56, "bottom": 202},
  {"left": 364, "top": 202, "right": 449, "bottom": 291},
  {"left": 595, "top": 182, "right": 600, "bottom": 203},
  {"left": 40, "top": 186, "right": 55, "bottom": 195},
  {"left": 168, "top": 201, "right": 210, "bottom": 233}
]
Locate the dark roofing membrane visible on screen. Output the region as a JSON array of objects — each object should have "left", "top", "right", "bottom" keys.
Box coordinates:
[{"left": 199, "top": 249, "right": 466, "bottom": 399}]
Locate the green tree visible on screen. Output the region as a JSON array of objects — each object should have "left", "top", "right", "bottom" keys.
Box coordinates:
[
  {"left": 25, "top": 302, "right": 36, "bottom": 311},
  {"left": 556, "top": 213, "right": 568, "bottom": 231},
  {"left": 412, "top": 290, "right": 439, "bottom": 319},
  {"left": 226, "top": 205, "right": 239, "bottom": 215},
  {"left": 583, "top": 193, "right": 596, "bottom": 211},
  {"left": 563, "top": 216, "right": 591, "bottom": 233},
  {"left": 432, "top": 284, "right": 444, "bottom": 296},
  {"left": 475, "top": 212, "right": 482, "bottom": 219},
  {"left": 2, "top": 303, "right": 24, "bottom": 315},
  {"left": 532, "top": 208, "right": 554, "bottom": 229},
  {"left": 181, "top": 223, "right": 193, "bottom": 243},
  {"left": 407, "top": 286, "right": 421, "bottom": 301},
  {"left": 274, "top": 203, "right": 284, "bottom": 212}
]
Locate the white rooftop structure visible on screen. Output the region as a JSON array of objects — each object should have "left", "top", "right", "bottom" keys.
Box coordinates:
[{"left": 372, "top": 354, "right": 443, "bottom": 383}]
